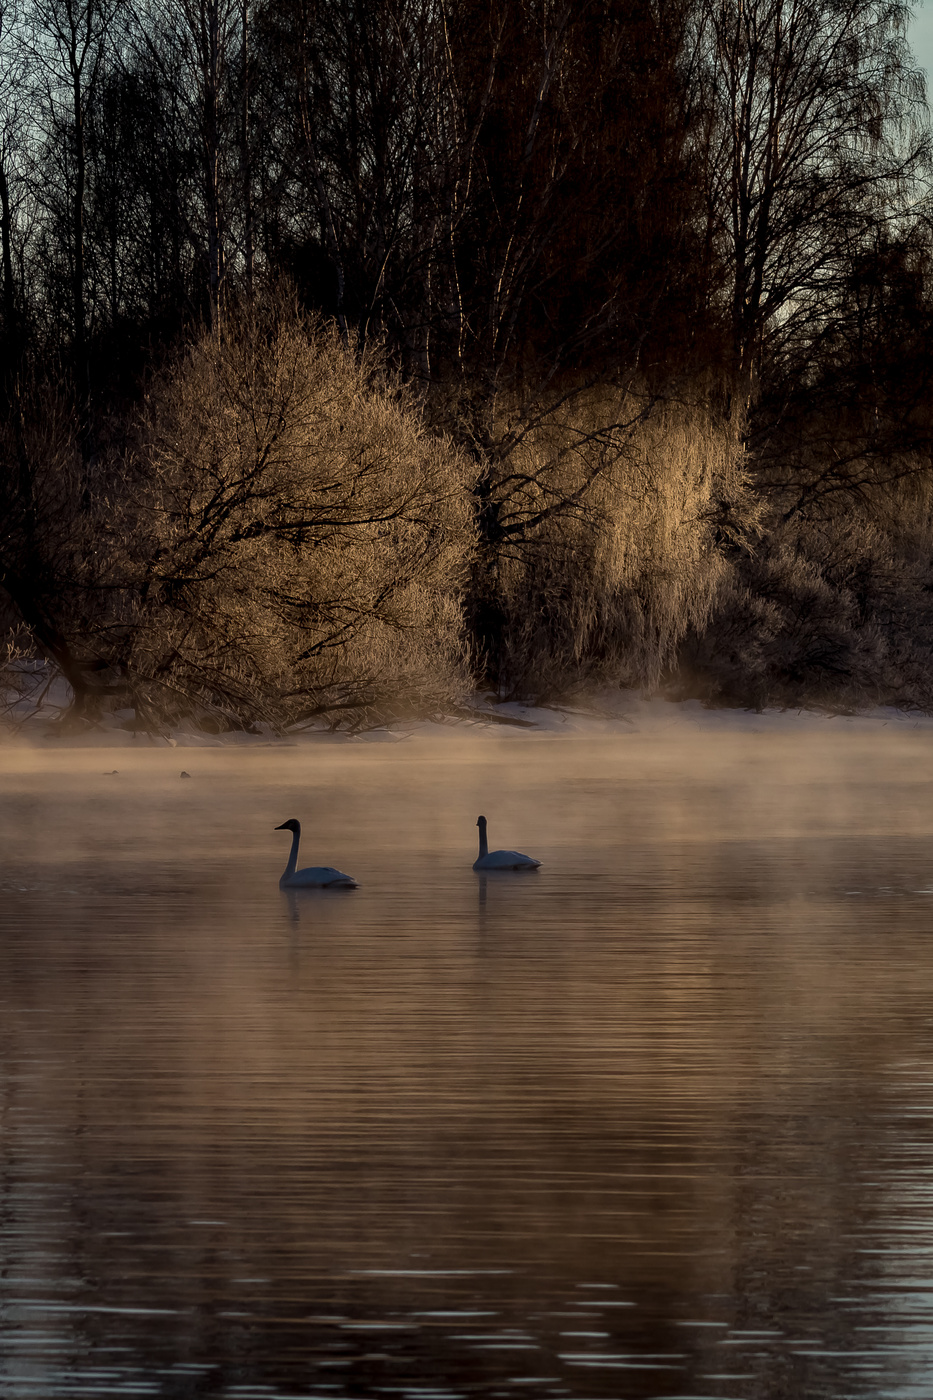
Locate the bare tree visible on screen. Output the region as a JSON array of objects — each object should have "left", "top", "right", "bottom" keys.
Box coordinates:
[
  {"left": 129, "top": 0, "right": 243, "bottom": 326},
  {"left": 0, "top": 0, "right": 30, "bottom": 393},
  {"left": 257, "top": 0, "right": 459, "bottom": 355},
  {"left": 693, "top": 0, "right": 929, "bottom": 404},
  {"left": 26, "top": 0, "right": 123, "bottom": 449}
]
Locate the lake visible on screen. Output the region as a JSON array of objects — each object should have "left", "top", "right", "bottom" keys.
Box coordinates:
[{"left": 3, "top": 720, "right": 933, "bottom": 1400}]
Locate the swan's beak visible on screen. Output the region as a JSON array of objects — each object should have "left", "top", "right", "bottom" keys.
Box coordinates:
[{"left": 275, "top": 821, "right": 290, "bottom": 830}]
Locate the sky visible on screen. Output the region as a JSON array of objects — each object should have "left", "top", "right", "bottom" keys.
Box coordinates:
[{"left": 911, "top": 4, "right": 933, "bottom": 95}]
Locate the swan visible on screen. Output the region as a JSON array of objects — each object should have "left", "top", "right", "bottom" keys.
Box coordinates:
[
  {"left": 275, "top": 819, "right": 358, "bottom": 888},
  {"left": 473, "top": 814, "right": 541, "bottom": 871}
]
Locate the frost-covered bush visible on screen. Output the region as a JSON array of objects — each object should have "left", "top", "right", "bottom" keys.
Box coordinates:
[
  {"left": 125, "top": 295, "right": 471, "bottom": 726},
  {"left": 677, "top": 470, "right": 933, "bottom": 710},
  {"left": 0, "top": 293, "right": 472, "bottom": 730},
  {"left": 470, "top": 385, "right": 753, "bottom": 698}
]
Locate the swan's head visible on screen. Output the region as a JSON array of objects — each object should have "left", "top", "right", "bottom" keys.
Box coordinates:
[
  {"left": 275, "top": 819, "right": 300, "bottom": 833},
  {"left": 477, "top": 815, "right": 487, "bottom": 828}
]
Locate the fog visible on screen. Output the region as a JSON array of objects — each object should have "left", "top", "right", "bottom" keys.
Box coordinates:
[
  {"left": 4, "top": 718, "right": 932, "bottom": 883},
  {"left": 3, "top": 722, "right": 933, "bottom": 1398}
]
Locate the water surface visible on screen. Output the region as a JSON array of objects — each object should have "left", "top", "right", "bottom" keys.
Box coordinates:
[{"left": 3, "top": 725, "right": 933, "bottom": 1399}]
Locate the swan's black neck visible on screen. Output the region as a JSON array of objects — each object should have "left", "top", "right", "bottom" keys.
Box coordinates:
[
  {"left": 283, "top": 826, "right": 300, "bottom": 879},
  {"left": 477, "top": 818, "right": 488, "bottom": 860}
]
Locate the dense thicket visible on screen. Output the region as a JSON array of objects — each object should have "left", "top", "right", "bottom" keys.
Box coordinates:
[{"left": 1, "top": 0, "right": 931, "bottom": 727}]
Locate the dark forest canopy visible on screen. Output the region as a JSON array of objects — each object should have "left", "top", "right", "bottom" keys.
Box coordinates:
[{"left": 2, "top": 0, "right": 933, "bottom": 729}]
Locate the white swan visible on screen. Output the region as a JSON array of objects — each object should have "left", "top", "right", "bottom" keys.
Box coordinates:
[
  {"left": 473, "top": 814, "right": 541, "bottom": 871},
  {"left": 275, "top": 819, "right": 358, "bottom": 888}
]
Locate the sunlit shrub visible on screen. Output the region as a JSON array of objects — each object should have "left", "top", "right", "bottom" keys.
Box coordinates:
[
  {"left": 0, "top": 294, "right": 471, "bottom": 730},
  {"left": 470, "top": 383, "right": 753, "bottom": 698},
  {"left": 123, "top": 294, "right": 472, "bottom": 726}
]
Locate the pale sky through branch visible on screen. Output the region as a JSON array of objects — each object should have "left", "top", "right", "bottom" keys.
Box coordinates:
[{"left": 911, "top": 4, "right": 933, "bottom": 99}]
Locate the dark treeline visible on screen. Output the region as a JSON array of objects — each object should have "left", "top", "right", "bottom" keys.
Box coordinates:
[{"left": 1, "top": 0, "right": 932, "bottom": 728}]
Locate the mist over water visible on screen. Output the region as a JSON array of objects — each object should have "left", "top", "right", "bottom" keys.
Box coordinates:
[{"left": 3, "top": 725, "right": 933, "bottom": 1399}]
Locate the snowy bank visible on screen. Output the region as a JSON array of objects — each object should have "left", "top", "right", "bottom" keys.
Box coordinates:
[{"left": 3, "top": 660, "right": 933, "bottom": 749}]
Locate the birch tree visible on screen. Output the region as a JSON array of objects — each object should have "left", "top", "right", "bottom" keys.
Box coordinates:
[
  {"left": 694, "top": 0, "right": 928, "bottom": 403},
  {"left": 0, "top": 0, "right": 29, "bottom": 397},
  {"left": 130, "top": 0, "right": 243, "bottom": 326},
  {"left": 27, "top": 0, "right": 123, "bottom": 450}
]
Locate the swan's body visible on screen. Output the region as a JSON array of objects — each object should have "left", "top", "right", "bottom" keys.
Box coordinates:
[
  {"left": 473, "top": 814, "right": 541, "bottom": 871},
  {"left": 275, "top": 819, "right": 357, "bottom": 888}
]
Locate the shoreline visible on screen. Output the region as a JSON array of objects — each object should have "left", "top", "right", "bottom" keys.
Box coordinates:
[{"left": 4, "top": 690, "right": 933, "bottom": 749}]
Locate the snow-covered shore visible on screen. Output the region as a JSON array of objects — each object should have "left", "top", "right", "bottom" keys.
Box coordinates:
[{"left": 4, "top": 680, "right": 933, "bottom": 749}]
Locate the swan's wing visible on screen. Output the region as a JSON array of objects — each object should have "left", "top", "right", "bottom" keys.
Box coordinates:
[
  {"left": 478, "top": 849, "right": 541, "bottom": 869},
  {"left": 289, "top": 865, "right": 358, "bottom": 887}
]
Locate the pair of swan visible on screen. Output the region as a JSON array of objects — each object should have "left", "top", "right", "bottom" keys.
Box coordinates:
[{"left": 275, "top": 814, "right": 540, "bottom": 888}]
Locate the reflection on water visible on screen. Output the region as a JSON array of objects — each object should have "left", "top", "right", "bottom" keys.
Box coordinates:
[{"left": 3, "top": 728, "right": 933, "bottom": 1398}]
